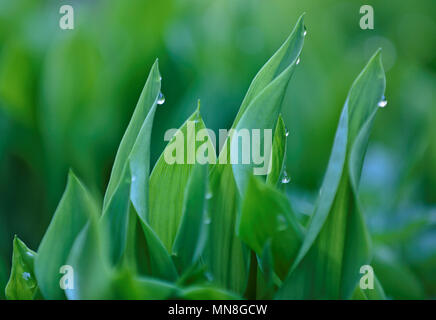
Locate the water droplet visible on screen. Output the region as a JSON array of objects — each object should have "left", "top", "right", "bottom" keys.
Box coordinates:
[
  {"left": 22, "top": 272, "right": 31, "bottom": 281},
  {"left": 303, "top": 26, "right": 307, "bottom": 36},
  {"left": 131, "top": 176, "right": 136, "bottom": 182},
  {"left": 296, "top": 57, "right": 301, "bottom": 65},
  {"left": 378, "top": 96, "right": 387, "bottom": 108},
  {"left": 285, "top": 128, "right": 289, "bottom": 137},
  {"left": 281, "top": 170, "right": 290, "bottom": 184},
  {"left": 206, "top": 192, "right": 213, "bottom": 199},
  {"left": 157, "top": 92, "right": 165, "bottom": 105}
]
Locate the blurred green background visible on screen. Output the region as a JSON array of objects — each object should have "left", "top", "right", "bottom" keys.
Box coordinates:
[{"left": 0, "top": 0, "right": 434, "bottom": 299}]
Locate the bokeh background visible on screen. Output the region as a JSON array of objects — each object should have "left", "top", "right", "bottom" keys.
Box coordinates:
[{"left": 0, "top": 0, "right": 434, "bottom": 299}]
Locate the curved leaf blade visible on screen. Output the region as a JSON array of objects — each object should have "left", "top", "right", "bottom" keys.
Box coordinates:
[
  {"left": 5, "top": 237, "right": 38, "bottom": 300},
  {"left": 277, "top": 50, "right": 386, "bottom": 299},
  {"left": 172, "top": 163, "right": 208, "bottom": 272},
  {"left": 35, "top": 171, "right": 97, "bottom": 300}
]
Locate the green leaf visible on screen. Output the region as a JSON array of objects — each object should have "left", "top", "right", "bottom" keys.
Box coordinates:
[
  {"left": 110, "top": 271, "right": 178, "bottom": 300},
  {"left": 352, "top": 275, "right": 386, "bottom": 300},
  {"left": 103, "top": 59, "right": 161, "bottom": 212},
  {"left": 5, "top": 237, "right": 38, "bottom": 300},
  {"left": 239, "top": 176, "right": 302, "bottom": 254},
  {"left": 230, "top": 15, "right": 305, "bottom": 194},
  {"left": 231, "top": 62, "right": 298, "bottom": 193},
  {"left": 66, "top": 214, "right": 112, "bottom": 300},
  {"left": 238, "top": 176, "right": 303, "bottom": 280},
  {"left": 137, "top": 218, "right": 178, "bottom": 281},
  {"left": 205, "top": 14, "right": 305, "bottom": 295},
  {"left": 231, "top": 14, "right": 305, "bottom": 129},
  {"left": 67, "top": 211, "right": 177, "bottom": 300},
  {"left": 149, "top": 108, "right": 215, "bottom": 251},
  {"left": 372, "top": 247, "right": 425, "bottom": 299},
  {"left": 128, "top": 98, "right": 178, "bottom": 280},
  {"left": 266, "top": 115, "right": 287, "bottom": 186},
  {"left": 100, "top": 60, "right": 170, "bottom": 270},
  {"left": 179, "top": 286, "right": 240, "bottom": 300},
  {"left": 277, "top": 50, "right": 386, "bottom": 299},
  {"left": 256, "top": 240, "right": 275, "bottom": 299},
  {"left": 100, "top": 166, "right": 132, "bottom": 266},
  {"left": 206, "top": 164, "right": 250, "bottom": 294},
  {"left": 172, "top": 163, "right": 208, "bottom": 272},
  {"left": 35, "top": 171, "right": 97, "bottom": 300}
]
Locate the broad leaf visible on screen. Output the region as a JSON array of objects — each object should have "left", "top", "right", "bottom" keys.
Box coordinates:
[
  {"left": 35, "top": 171, "right": 97, "bottom": 300},
  {"left": 66, "top": 220, "right": 112, "bottom": 300},
  {"left": 206, "top": 164, "right": 250, "bottom": 293},
  {"left": 277, "top": 50, "right": 386, "bottom": 299},
  {"left": 238, "top": 176, "right": 303, "bottom": 280},
  {"left": 206, "top": 14, "right": 306, "bottom": 294},
  {"left": 172, "top": 163, "right": 208, "bottom": 272},
  {"left": 100, "top": 60, "right": 174, "bottom": 274},
  {"left": 103, "top": 59, "right": 161, "bottom": 211},
  {"left": 149, "top": 108, "right": 215, "bottom": 251}
]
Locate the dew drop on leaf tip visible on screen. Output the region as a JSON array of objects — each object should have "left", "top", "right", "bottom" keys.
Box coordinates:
[
  {"left": 378, "top": 96, "right": 387, "bottom": 108},
  {"left": 157, "top": 92, "right": 165, "bottom": 105},
  {"left": 281, "top": 171, "right": 290, "bottom": 184}
]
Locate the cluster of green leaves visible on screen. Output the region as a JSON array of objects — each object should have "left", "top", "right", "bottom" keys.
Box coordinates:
[{"left": 5, "top": 15, "right": 389, "bottom": 300}]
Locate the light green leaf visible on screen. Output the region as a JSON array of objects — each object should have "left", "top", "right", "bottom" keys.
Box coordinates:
[
  {"left": 231, "top": 62, "right": 298, "bottom": 193},
  {"left": 206, "top": 164, "right": 250, "bottom": 294},
  {"left": 111, "top": 271, "right": 178, "bottom": 300},
  {"left": 179, "top": 286, "right": 240, "bottom": 300},
  {"left": 277, "top": 50, "right": 386, "bottom": 299},
  {"left": 266, "top": 115, "right": 287, "bottom": 186},
  {"left": 205, "top": 14, "right": 305, "bottom": 295},
  {"left": 35, "top": 171, "right": 97, "bottom": 300},
  {"left": 103, "top": 59, "right": 161, "bottom": 212},
  {"left": 231, "top": 14, "right": 305, "bottom": 129},
  {"left": 238, "top": 176, "right": 303, "bottom": 280},
  {"left": 100, "top": 166, "right": 131, "bottom": 266},
  {"left": 172, "top": 163, "right": 208, "bottom": 272},
  {"left": 100, "top": 60, "right": 172, "bottom": 272},
  {"left": 149, "top": 108, "right": 215, "bottom": 251},
  {"left": 230, "top": 15, "right": 304, "bottom": 194},
  {"left": 66, "top": 215, "right": 112, "bottom": 300},
  {"left": 5, "top": 237, "right": 38, "bottom": 300},
  {"left": 137, "top": 218, "right": 178, "bottom": 280},
  {"left": 128, "top": 97, "right": 178, "bottom": 280},
  {"left": 352, "top": 275, "right": 386, "bottom": 300}
]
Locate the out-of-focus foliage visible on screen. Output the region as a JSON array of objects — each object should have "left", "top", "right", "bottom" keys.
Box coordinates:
[{"left": 0, "top": 0, "right": 435, "bottom": 299}]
